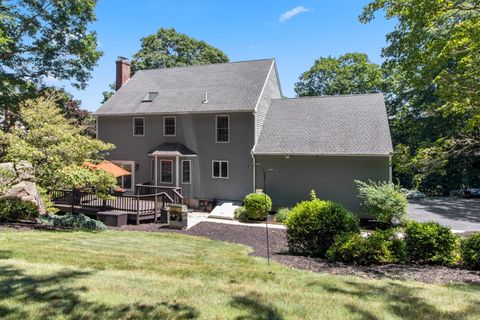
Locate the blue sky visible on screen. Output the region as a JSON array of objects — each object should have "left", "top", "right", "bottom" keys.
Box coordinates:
[{"left": 54, "top": 0, "right": 394, "bottom": 112}]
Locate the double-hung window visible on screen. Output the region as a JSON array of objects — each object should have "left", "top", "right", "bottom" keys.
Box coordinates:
[
  {"left": 182, "top": 160, "right": 191, "bottom": 184},
  {"left": 133, "top": 117, "right": 144, "bottom": 136},
  {"left": 212, "top": 160, "right": 228, "bottom": 179},
  {"left": 164, "top": 116, "right": 176, "bottom": 136},
  {"left": 216, "top": 115, "right": 229, "bottom": 143}
]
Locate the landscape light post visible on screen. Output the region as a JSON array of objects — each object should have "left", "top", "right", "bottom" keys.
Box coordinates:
[{"left": 255, "top": 163, "right": 275, "bottom": 266}]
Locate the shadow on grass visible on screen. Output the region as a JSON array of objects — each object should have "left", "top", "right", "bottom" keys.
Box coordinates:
[
  {"left": 310, "top": 279, "right": 480, "bottom": 320},
  {"left": 0, "top": 264, "right": 199, "bottom": 319},
  {"left": 230, "top": 293, "right": 283, "bottom": 320}
]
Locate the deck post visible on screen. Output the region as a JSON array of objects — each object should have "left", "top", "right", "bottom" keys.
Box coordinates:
[
  {"left": 71, "top": 188, "right": 75, "bottom": 214},
  {"left": 175, "top": 156, "right": 179, "bottom": 188},
  {"left": 136, "top": 195, "right": 140, "bottom": 225},
  {"left": 154, "top": 194, "right": 158, "bottom": 222},
  {"left": 154, "top": 156, "right": 158, "bottom": 186}
]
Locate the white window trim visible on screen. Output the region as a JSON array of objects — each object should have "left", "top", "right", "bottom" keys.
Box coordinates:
[
  {"left": 133, "top": 117, "right": 145, "bottom": 137},
  {"left": 163, "top": 116, "right": 176, "bottom": 137},
  {"left": 212, "top": 160, "right": 229, "bottom": 179},
  {"left": 215, "top": 115, "right": 230, "bottom": 143},
  {"left": 150, "top": 159, "right": 155, "bottom": 182},
  {"left": 181, "top": 160, "right": 191, "bottom": 184},
  {"left": 160, "top": 159, "right": 173, "bottom": 184},
  {"left": 111, "top": 160, "right": 135, "bottom": 192}
]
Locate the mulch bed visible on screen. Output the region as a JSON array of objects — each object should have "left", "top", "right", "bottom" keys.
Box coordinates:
[
  {"left": 3, "top": 221, "right": 480, "bottom": 285},
  {"left": 119, "top": 221, "right": 480, "bottom": 285}
]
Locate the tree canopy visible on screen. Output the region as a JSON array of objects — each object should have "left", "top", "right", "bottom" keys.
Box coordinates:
[
  {"left": 0, "top": 0, "right": 102, "bottom": 129},
  {"left": 361, "top": 0, "right": 480, "bottom": 192},
  {"left": 131, "top": 28, "right": 229, "bottom": 73},
  {"left": 101, "top": 28, "right": 229, "bottom": 103},
  {"left": 294, "top": 53, "right": 383, "bottom": 96},
  {"left": 0, "top": 92, "right": 116, "bottom": 197}
]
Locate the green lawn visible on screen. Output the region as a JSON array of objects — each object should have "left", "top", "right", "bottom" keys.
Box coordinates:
[{"left": 0, "top": 230, "right": 479, "bottom": 320}]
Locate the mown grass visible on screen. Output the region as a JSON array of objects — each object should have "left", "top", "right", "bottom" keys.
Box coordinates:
[{"left": 0, "top": 229, "right": 479, "bottom": 319}]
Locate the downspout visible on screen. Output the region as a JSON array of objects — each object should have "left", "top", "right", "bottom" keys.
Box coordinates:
[{"left": 251, "top": 151, "right": 256, "bottom": 192}]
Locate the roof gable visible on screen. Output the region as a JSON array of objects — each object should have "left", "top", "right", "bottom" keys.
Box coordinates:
[
  {"left": 254, "top": 93, "right": 393, "bottom": 155},
  {"left": 95, "top": 59, "right": 275, "bottom": 115}
]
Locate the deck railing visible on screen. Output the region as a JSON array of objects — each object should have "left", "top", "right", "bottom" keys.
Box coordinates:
[
  {"left": 49, "top": 188, "right": 178, "bottom": 224},
  {"left": 135, "top": 184, "right": 183, "bottom": 204}
]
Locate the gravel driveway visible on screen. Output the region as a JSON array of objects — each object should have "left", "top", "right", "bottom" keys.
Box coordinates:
[{"left": 408, "top": 197, "right": 480, "bottom": 231}]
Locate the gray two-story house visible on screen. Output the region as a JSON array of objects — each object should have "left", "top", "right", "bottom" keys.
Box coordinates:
[{"left": 96, "top": 57, "right": 392, "bottom": 216}]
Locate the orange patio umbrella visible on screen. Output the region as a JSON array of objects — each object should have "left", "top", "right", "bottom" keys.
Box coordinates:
[{"left": 83, "top": 160, "right": 131, "bottom": 178}]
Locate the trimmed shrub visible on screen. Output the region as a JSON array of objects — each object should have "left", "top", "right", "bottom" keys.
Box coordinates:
[
  {"left": 285, "top": 193, "right": 359, "bottom": 257},
  {"left": 234, "top": 206, "right": 249, "bottom": 222},
  {"left": 40, "top": 213, "right": 106, "bottom": 231},
  {"left": 460, "top": 233, "right": 480, "bottom": 270},
  {"left": 405, "top": 221, "right": 457, "bottom": 265},
  {"left": 327, "top": 229, "right": 406, "bottom": 265},
  {"left": 0, "top": 197, "right": 39, "bottom": 221},
  {"left": 275, "top": 208, "right": 291, "bottom": 223},
  {"left": 355, "top": 180, "right": 407, "bottom": 225},
  {"left": 243, "top": 193, "right": 272, "bottom": 220}
]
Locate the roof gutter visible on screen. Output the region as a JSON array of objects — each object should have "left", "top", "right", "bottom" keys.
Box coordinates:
[{"left": 252, "top": 152, "right": 392, "bottom": 157}]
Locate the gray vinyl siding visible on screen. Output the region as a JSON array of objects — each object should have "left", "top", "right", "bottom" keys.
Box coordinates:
[
  {"left": 255, "top": 63, "right": 282, "bottom": 142},
  {"left": 254, "top": 155, "right": 390, "bottom": 217},
  {"left": 97, "top": 112, "right": 254, "bottom": 202}
]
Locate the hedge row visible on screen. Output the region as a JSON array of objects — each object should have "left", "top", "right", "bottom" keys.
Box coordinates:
[{"left": 284, "top": 192, "right": 480, "bottom": 269}]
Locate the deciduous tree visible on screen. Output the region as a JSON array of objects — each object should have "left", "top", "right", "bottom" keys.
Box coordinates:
[
  {"left": 131, "top": 28, "right": 229, "bottom": 72},
  {"left": 294, "top": 53, "right": 383, "bottom": 96},
  {"left": 0, "top": 92, "right": 115, "bottom": 196},
  {"left": 0, "top": 0, "right": 102, "bottom": 130},
  {"left": 361, "top": 0, "right": 480, "bottom": 192}
]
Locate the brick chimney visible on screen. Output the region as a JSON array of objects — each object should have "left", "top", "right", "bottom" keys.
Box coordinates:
[{"left": 116, "top": 56, "right": 131, "bottom": 90}]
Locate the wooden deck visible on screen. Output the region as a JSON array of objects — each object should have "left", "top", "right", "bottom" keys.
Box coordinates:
[{"left": 50, "top": 186, "right": 183, "bottom": 224}]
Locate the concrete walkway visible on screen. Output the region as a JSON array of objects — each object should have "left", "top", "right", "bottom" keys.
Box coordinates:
[
  {"left": 408, "top": 197, "right": 480, "bottom": 232},
  {"left": 187, "top": 211, "right": 286, "bottom": 230}
]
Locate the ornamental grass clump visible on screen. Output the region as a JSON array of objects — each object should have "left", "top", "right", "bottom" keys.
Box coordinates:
[
  {"left": 275, "top": 207, "right": 291, "bottom": 223},
  {"left": 285, "top": 191, "right": 359, "bottom": 257}
]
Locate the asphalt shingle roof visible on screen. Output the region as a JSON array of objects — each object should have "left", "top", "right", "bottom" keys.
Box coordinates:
[
  {"left": 148, "top": 143, "right": 197, "bottom": 156},
  {"left": 253, "top": 94, "right": 393, "bottom": 155},
  {"left": 95, "top": 59, "right": 274, "bottom": 115}
]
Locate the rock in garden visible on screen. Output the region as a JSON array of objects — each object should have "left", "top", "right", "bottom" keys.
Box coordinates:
[{"left": 0, "top": 162, "right": 46, "bottom": 215}]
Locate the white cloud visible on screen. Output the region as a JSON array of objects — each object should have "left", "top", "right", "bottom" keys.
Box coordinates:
[{"left": 279, "top": 6, "right": 310, "bottom": 23}]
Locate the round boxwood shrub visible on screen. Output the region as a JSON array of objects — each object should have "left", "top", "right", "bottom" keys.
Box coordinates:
[
  {"left": 327, "top": 229, "right": 406, "bottom": 265},
  {"left": 275, "top": 207, "right": 291, "bottom": 223},
  {"left": 0, "top": 197, "right": 39, "bottom": 221},
  {"left": 234, "top": 206, "right": 249, "bottom": 222},
  {"left": 460, "top": 233, "right": 480, "bottom": 270},
  {"left": 285, "top": 192, "right": 359, "bottom": 257},
  {"left": 243, "top": 193, "right": 272, "bottom": 220},
  {"left": 405, "top": 221, "right": 458, "bottom": 265}
]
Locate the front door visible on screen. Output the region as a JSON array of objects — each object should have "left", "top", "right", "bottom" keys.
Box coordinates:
[{"left": 159, "top": 159, "right": 173, "bottom": 185}]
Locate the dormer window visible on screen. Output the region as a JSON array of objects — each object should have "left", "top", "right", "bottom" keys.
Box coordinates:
[{"left": 142, "top": 92, "right": 158, "bottom": 102}]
